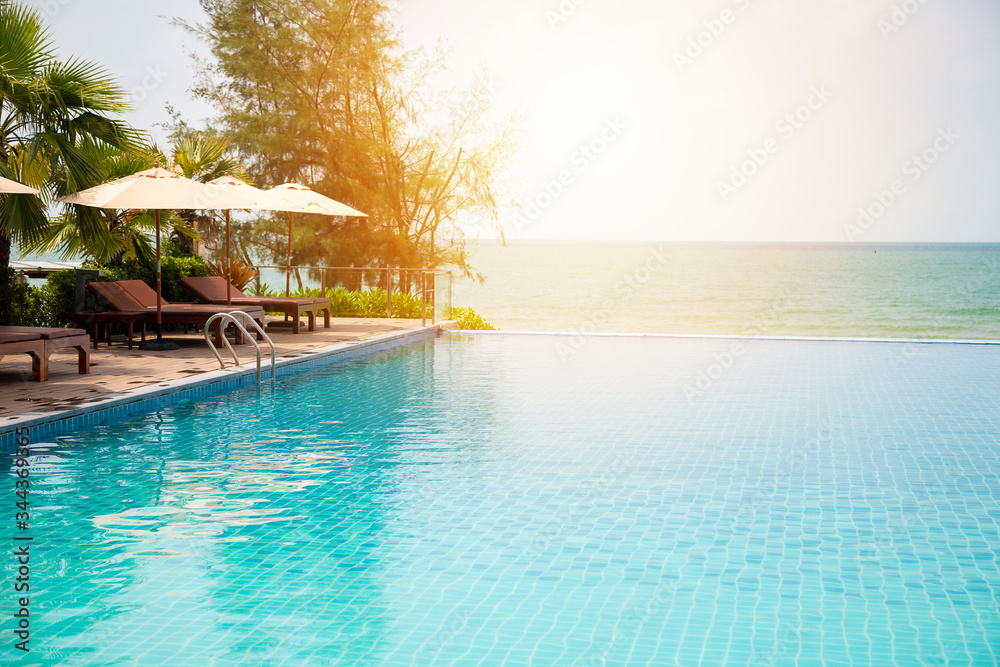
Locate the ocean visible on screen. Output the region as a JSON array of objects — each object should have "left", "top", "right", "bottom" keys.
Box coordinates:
[
  {"left": 449, "top": 241, "right": 1000, "bottom": 340},
  {"left": 14, "top": 241, "right": 1000, "bottom": 340}
]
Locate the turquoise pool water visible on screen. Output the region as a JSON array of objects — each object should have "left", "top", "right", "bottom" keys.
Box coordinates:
[{"left": 6, "top": 333, "right": 1000, "bottom": 665}]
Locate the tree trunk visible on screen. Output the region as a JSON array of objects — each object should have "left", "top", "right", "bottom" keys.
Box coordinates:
[{"left": 0, "top": 232, "right": 10, "bottom": 270}]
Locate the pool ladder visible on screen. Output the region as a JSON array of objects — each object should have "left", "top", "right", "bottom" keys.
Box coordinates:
[{"left": 203, "top": 311, "right": 276, "bottom": 384}]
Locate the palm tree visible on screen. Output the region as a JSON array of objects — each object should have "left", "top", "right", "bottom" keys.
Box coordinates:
[
  {"left": 168, "top": 133, "right": 247, "bottom": 255},
  {"left": 29, "top": 143, "right": 162, "bottom": 266},
  {"left": 0, "top": 1, "right": 142, "bottom": 268}
]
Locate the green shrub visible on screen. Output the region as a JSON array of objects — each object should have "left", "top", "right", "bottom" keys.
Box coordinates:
[
  {"left": 239, "top": 281, "right": 275, "bottom": 297},
  {"left": 311, "top": 287, "right": 432, "bottom": 319},
  {"left": 160, "top": 255, "right": 212, "bottom": 302},
  {"left": 325, "top": 287, "right": 359, "bottom": 317},
  {"left": 96, "top": 263, "right": 148, "bottom": 284},
  {"left": 447, "top": 306, "right": 497, "bottom": 331},
  {"left": 0, "top": 267, "right": 25, "bottom": 325},
  {"left": 0, "top": 268, "right": 47, "bottom": 326},
  {"left": 40, "top": 269, "right": 78, "bottom": 327},
  {"left": 355, "top": 288, "right": 390, "bottom": 318},
  {"left": 390, "top": 291, "right": 425, "bottom": 319}
]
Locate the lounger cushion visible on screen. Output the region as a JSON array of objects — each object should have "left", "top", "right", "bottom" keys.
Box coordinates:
[
  {"left": 181, "top": 276, "right": 230, "bottom": 302},
  {"left": 117, "top": 280, "right": 167, "bottom": 308},
  {"left": 89, "top": 281, "right": 262, "bottom": 316},
  {"left": 86, "top": 280, "right": 265, "bottom": 328},
  {"left": 182, "top": 276, "right": 328, "bottom": 305},
  {"left": 87, "top": 282, "right": 147, "bottom": 311}
]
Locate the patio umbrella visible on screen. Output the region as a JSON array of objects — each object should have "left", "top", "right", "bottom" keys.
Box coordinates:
[
  {"left": 58, "top": 166, "right": 259, "bottom": 349},
  {"left": 0, "top": 175, "right": 39, "bottom": 194},
  {"left": 266, "top": 183, "right": 367, "bottom": 296},
  {"left": 205, "top": 174, "right": 296, "bottom": 306}
]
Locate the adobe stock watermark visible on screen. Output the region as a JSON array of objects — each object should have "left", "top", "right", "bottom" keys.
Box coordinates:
[
  {"left": 683, "top": 341, "right": 746, "bottom": 400},
  {"left": 885, "top": 341, "right": 930, "bottom": 372},
  {"left": 415, "top": 610, "right": 470, "bottom": 662},
  {"left": 511, "top": 117, "right": 627, "bottom": 233},
  {"left": 684, "top": 288, "right": 792, "bottom": 399},
  {"left": 555, "top": 246, "right": 671, "bottom": 361},
  {"left": 719, "top": 417, "right": 838, "bottom": 533},
  {"left": 35, "top": 0, "right": 72, "bottom": 19},
  {"left": 577, "top": 580, "right": 678, "bottom": 666},
  {"left": 673, "top": 0, "right": 756, "bottom": 73},
  {"left": 959, "top": 252, "right": 1000, "bottom": 295},
  {"left": 440, "top": 70, "right": 502, "bottom": 126},
  {"left": 858, "top": 464, "right": 963, "bottom": 574},
  {"left": 926, "top": 609, "right": 1000, "bottom": 666},
  {"left": 843, "top": 127, "right": 958, "bottom": 242},
  {"left": 129, "top": 64, "right": 168, "bottom": 105},
  {"left": 521, "top": 449, "right": 634, "bottom": 564},
  {"left": 717, "top": 86, "right": 832, "bottom": 203},
  {"left": 885, "top": 253, "right": 995, "bottom": 370},
  {"left": 545, "top": 0, "right": 589, "bottom": 30},
  {"left": 749, "top": 624, "right": 801, "bottom": 667},
  {"left": 878, "top": 0, "right": 931, "bottom": 40}
]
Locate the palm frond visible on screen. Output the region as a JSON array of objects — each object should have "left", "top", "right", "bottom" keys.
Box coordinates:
[
  {"left": 0, "top": 189, "right": 47, "bottom": 246},
  {"left": 43, "top": 57, "right": 131, "bottom": 114},
  {"left": 0, "top": 4, "right": 53, "bottom": 83},
  {"left": 171, "top": 134, "right": 246, "bottom": 181}
]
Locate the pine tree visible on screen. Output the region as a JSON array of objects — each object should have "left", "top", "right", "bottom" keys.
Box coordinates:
[{"left": 184, "top": 0, "right": 518, "bottom": 276}]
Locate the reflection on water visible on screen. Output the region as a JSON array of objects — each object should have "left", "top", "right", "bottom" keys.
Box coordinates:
[
  {"left": 11, "top": 381, "right": 403, "bottom": 664},
  {"left": 93, "top": 444, "right": 350, "bottom": 543}
]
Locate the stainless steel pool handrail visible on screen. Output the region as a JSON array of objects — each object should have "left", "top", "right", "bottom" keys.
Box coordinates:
[{"left": 203, "top": 311, "right": 276, "bottom": 384}]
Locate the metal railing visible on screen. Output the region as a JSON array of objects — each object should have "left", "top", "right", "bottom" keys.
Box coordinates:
[
  {"left": 251, "top": 265, "right": 452, "bottom": 325},
  {"left": 203, "top": 311, "right": 276, "bottom": 384}
]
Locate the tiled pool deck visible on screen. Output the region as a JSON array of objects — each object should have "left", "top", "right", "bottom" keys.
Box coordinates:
[{"left": 0, "top": 317, "right": 450, "bottom": 441}]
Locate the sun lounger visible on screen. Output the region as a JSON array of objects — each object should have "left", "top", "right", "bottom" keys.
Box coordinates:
[
  {"left": 86, "top": 280, "right": 265, "bottom": 347},
  {"left": 0, "top": 326, "right": 90, "bottom": 381},
  {"left": 181, "top": 276, "right": 331, "bottom": 334},
  {"left": 74, "top": 310, "right": 147, "bottom": 350}
]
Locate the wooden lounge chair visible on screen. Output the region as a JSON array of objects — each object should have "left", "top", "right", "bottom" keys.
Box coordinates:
[
  {"left": 0, "top": 326, "right": 90, "bottom": 382},
  {"left": 74, "top": 310, "right": 146, "bottom": 350},
  {"left": 181, "top": 276, "right": 331, "bottom": 334},
  {"left": 86, "top": 280, "right": 266, "bottom": 347}
]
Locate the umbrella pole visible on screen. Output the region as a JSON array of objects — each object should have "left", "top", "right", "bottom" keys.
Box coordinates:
[
  {"left": 286, "top": 211, "right": 293, "bottom": 297},
  {"left": 139, "top": 209, "right": 180, "bottom": 351},
  {"left": 225, "top": 210, "right": 232, "bottom": 307},
  {"left": 156, "top": 209, "right": 163, "bottom": 341}
]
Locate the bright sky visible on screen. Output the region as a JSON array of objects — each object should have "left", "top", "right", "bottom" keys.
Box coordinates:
[{"left": 27, "top": 0, "right": 1000, "bottom": 243}]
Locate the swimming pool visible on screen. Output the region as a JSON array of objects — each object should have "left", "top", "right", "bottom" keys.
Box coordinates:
[{"left": 6, "top": 333, "right": 1000, "bottom": 665}]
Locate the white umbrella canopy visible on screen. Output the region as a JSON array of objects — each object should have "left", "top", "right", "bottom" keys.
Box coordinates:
[
  {"left": 58, "top": 166, "right": 262, "bottom": 349},
  {"left": 59, "top": 166, "right": 259, "bottom": 210},
  {"left": 265, "top": 182, "right": 367, "bottom": 296},
  {"left": 206, "top": 174, "right": 306, "bottom": 304},
  {"left": 267, "top": 182, "right": 368, "bottom": 217},
  {"left": 0, "top": 175, "right": 39, "bottom": 194},
  {"left": 206, "top": 173, "right": 293, "bottom": 209}
]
